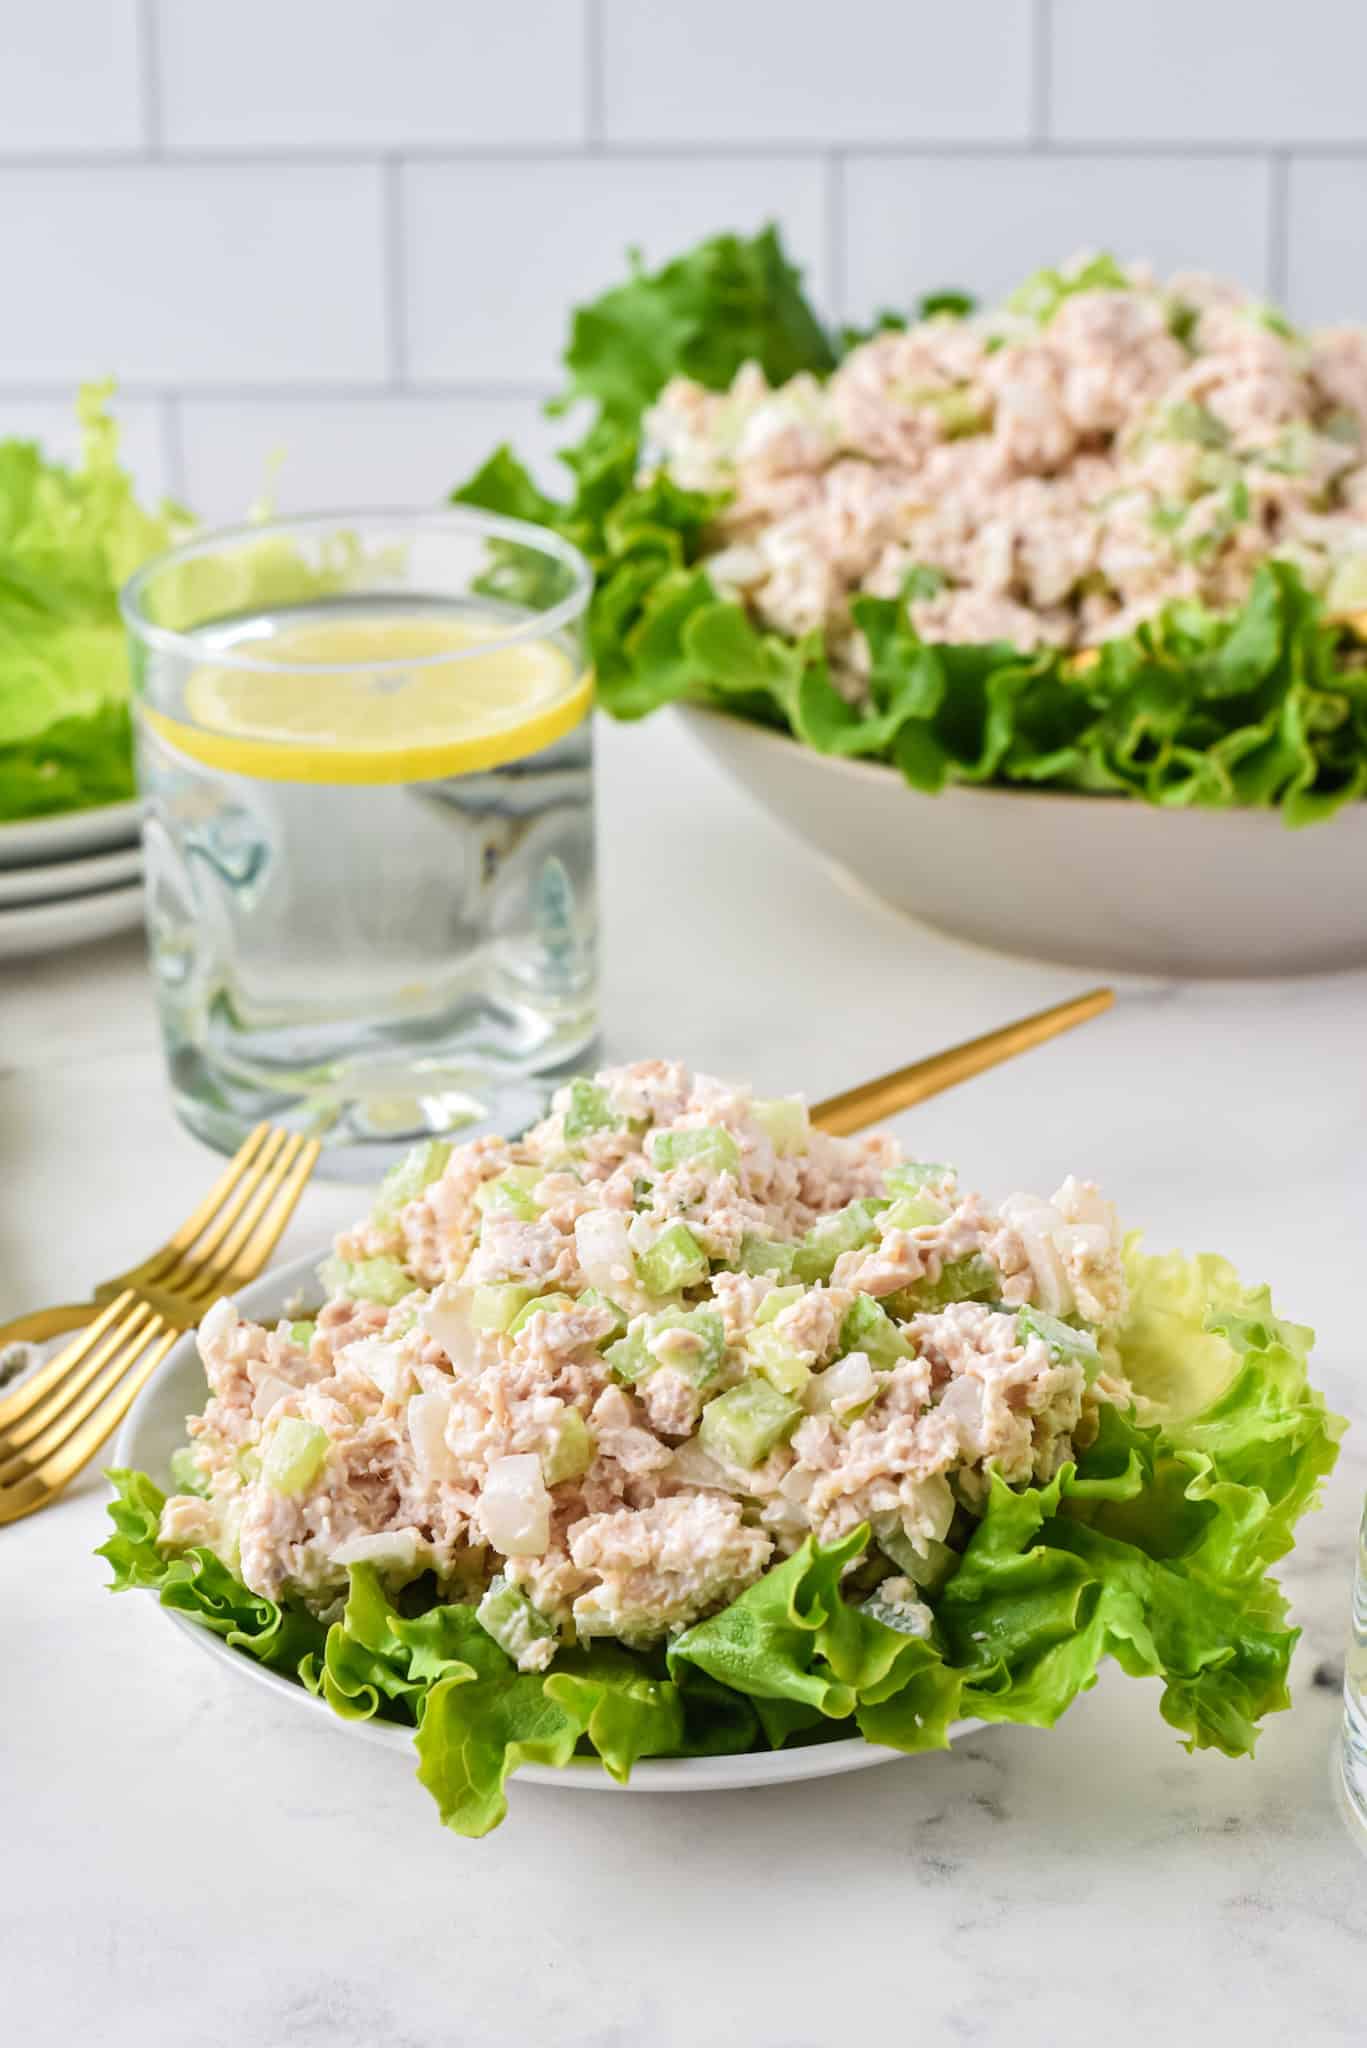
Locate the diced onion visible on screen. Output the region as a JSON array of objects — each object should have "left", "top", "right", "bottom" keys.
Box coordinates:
[
  {"left": 937, "top": 1375, "right": 988, "bottom": 1455},
  {"left": 407, "top": 1391, "right": 460, "bottom": 1482},
  {"left": 332, "top": 1527, "right": 424, "bottom": 1569},
  {"left": 902, "top": 1472, "right": 955, "bottom": 1545},
  {"left": 574, "top": 1210, "right": 637, "bottom": 1296},
  {"left": 341, "top": 1337, "right": 413, "bottom": 1403},
  {"left": 999, "top": 1194, "right": 1072, "bottom": 1316},
  {"left": 421, "top": 1282, "right": 480, "bottom": 1373},
  {"left": 197, "top": 1296, "right": 239, "bottom": 1353},
  {"left": 250, "top": 1370, "right": 296, "bottom": 1422},
  {"left": 478, "top": 1454, "right": 550, "bottom": 1556},
  {"left": 664, "top": 1438, "right": 737, "bottom": 1492},
  {"left": 807, "top": 1352, "right": 876, "bottom": 1418}
]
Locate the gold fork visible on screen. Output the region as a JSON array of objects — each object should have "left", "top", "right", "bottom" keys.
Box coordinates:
[
  {"left": 0, "top": 1125, "right": 320, "bottom": 1525},
  {"left": 810, "top": 985, "right": 1114, "bottom": 1133}
]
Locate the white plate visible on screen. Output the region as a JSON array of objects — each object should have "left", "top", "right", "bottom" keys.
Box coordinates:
[
  {"left": 115, "top": 1250, "right": 982, "bottom": 1794},
  {"left": 0, "top": 879, "right": 143, "bottom": 960},
  {"left": 0, "top": 842, "right": 142, "bottom": 910},
  {"left": 0, "top": 798, "right": 141, "bottom": 870},
  {"left": 681, "top": 701, "right": 1367, "bottom": 978}
]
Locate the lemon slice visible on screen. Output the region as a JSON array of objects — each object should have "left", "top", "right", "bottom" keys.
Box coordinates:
[{"left": 144, "top": 614, "right": 592, "bottom": 784}]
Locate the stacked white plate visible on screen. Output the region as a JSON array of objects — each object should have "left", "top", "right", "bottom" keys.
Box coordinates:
[{"left": 0, "top": 800, "right": 144, "bottom": 961}]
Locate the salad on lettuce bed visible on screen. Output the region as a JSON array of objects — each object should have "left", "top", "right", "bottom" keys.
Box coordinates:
[
  {"left": 0, "top": 387, "right": 191, "bottom": 824},
  {"left": 453, "top": 230, "right": 1367, "bottom": 824},
  {"left": 101, "top": 1060, "right": 1342, "bottom": 1836}
]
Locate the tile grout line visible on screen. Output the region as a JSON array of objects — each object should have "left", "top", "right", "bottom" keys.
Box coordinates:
[
  {"left": 136, "top": 0, "right": 163, "bottom": 156},
  {"left": 1267, "top": 149, "right": 1290, "bottom": 302},
  {"left": 382, "top": 157, "right": 409, "bottom": 387},
  {"left": 1030, "top": 0, "right": 1052, "bottom": 147},
  {"left": 0, "top": 379, "right": 556, "bottom": 404},
  {"left": 2, "top": 139, "right": 1367, "bottom": 168}
]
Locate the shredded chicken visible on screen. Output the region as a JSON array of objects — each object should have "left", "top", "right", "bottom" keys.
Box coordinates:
[{"left": 644, "top": 255, "right": 1367, "bottom": 679}]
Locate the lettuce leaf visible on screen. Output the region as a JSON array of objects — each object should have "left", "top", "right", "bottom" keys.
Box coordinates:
[
  {"left": 449, "top": 226, "right": 1367, "bottom": 825},
  {"left": 556, "top": 226, "right": 836, "bottom": 428},
  {"left": 97, "top": 1245, "right": 1342, "bottom": 1835},
  {"left": 0, "top": 386, "right": 192, "bottom": 822}
]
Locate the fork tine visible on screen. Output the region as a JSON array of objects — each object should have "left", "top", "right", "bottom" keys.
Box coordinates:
[
  {"left": 104, "top": 1123, "right": 275, "bottom": 1296},
  {"left": 180, "top": 1132, "right": 319, "bottom": 1306},
  {"left": 0, "top": 1308, "right": 168, "bottom": 1483},
  {"left": 146, "top": 1127, "right": 293, "bottom": 1297},
  {"left": 209, "top": 1135, "right": 322, "bottom": 1297},
  {"left": 0, "top": 1324, "right": 180, "bottom": 1524},
  {"left": 0, "top": 1294, "right": 158, "bottom": 1448},
  {"left": 0, "top": 1290, "right": 149, "bottom": 1432}
]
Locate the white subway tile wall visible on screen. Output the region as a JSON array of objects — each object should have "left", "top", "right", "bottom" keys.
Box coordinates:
[
  {"left": 401, "top": 157, "right": 829, "bottom": 384},
  {"left": 2, "top": 0, "right": 1363, "bottom": 508}
]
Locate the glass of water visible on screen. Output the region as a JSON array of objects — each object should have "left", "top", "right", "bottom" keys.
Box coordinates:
[
  {"left": 121, "top": 509, "right": 596, "bottom": 1174},
  {"left": 1341, "top": 1500, "right": 1367, "bottom": 1849}
]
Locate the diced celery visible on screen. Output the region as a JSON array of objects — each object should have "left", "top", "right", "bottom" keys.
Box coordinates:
[
  {"left": 234, "top": 1446, "right": 262, "bottom": 1483},
  {"left": 883, "top": 1193, "right": 949, "bottom": 1230},
  {"left": 637, "top": 1222, "right": 708, "bottom": 1296},
  {"left": 169, "top": 1445, "right": 209, "bottom": 1498},
  {"left": 470, "top": 1283, "right": 535, "bottom": 1333},
  {"left": 508, "top": 1292, "right": 575, "bottom": 1336},
  {"left": 1017, "top": 1304, "right": 1101, "bottom": 1382},
  {"left": 474, "top": 1168, "right": 543, "bottom": 1220},
  {"left": 646, "top": 1307, "right": 726, "bottom": 1387},
  {"left": 373, "top": 1138, "right": 452, "bottom": 1224},
  {"left": 755, "top": 1284, "right": 805, "bottom": 1326},
  {"left": 542, "top": 1407, "right": 594, "bottom": 1484},
  {"left": 752, "top": 1096, "right": 810, "bottom": 1157},
  {"left": 605, "top": 1327, "right": 654, "bottom": 1385},
  {"left": 738, "top": 1234, "right": 796, "bottom": 1279},
  {"left": 476, "top": 1573, "right": 558, "bottom": 1665},
  {"left": 886, "top": 1162, "right": 954, "bottom": 1196},
  {"left": 579, "top": 1287, "right": 628, "bottom": 1342},
  {"left": 562, "top": 1078, "right": 618, "bottom": 1142},
  {"left": 838, "top": 1295, "right": 912, "bottom": 1369},
  {"left": 651, "top": 1125, "right": 741, "bottom": 1177},
  {"left": 887, "top": 1253, "right": 1000, "bottom": 1317},
  {"left": 318, "top": 1252, "right": 348, "bottom": 1296},
  {"left": 743, "top": 1324, "right": 811, "bottom": 1397},
  {"left": 632, "top": 1176, "right": 654, "bottom": 1209},
  {"left": 874, "top": 1518, "right": 957, "bottom": 1592},
  {"left": 699, "top": 1379, "right": 802, "bottom": 1468},
  {"left": 324, "top": 1255, "right": 412, "bottom": 1308},
  {"left": 609, "top": 1306, "right": 724, "bottom": 1387},
  {"left": 289, "top": 1319, "right": 316, "bottom": 1350},
  {"left": 262, "top": 1417, "right": 329, "bottom": 1496},
  {"left": 792, "top": 1199, "right": 882, "bottom": 1284}
]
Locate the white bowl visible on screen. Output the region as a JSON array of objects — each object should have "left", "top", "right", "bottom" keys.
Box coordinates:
[
  {"left": 680, "top": 702, "right": 1367, "bottom": 978},
  {"left": 115, "top": 1250, "right": 982, "bottom": 1795}
]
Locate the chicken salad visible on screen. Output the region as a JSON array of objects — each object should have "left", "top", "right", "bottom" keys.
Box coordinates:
[{"left": 103, "top": 1060, "right": 1342, "bottom": 1835}]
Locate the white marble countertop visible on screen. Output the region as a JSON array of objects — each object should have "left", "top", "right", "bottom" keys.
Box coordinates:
[{"left": 4, "top": 710, "right": 1366, "bottom": 2048}]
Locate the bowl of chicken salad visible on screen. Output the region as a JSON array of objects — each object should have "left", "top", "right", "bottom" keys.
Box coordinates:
[
  {"left": 103, "top": 1060, "right": 1341, "bottom": 1837},
  {"left": 453, "top": 230, "right": 1367, "bottom": 975}
]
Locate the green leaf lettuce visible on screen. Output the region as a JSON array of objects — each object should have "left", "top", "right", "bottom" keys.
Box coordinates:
[
  {"left": 99, "top": 1241, "right": 1341, "bottom": 1836},
  {"left": 0, "top": 385, "right": 192, "bottom": 822}
]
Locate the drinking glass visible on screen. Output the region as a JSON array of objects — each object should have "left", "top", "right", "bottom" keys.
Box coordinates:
[
  {"left": 121, "top": 509, "right": 596, "bottom": 1174},
  {"left": 1340, "top": 1498, "right": 1367, "bottom": 1849}
]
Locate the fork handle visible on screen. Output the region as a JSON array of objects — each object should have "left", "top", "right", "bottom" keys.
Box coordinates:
[{"left": 0, "top": 1302, "right": 98, "bottom": 1348}]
